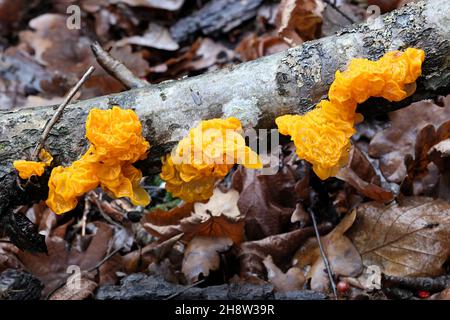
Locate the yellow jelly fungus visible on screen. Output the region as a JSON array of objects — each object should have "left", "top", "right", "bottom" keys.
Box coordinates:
[
  {"left": 160, "top": 117, "right": 262, "bottom": 203},
  {"left": 46, "top": 106, "right": 151, "bottom": 215},
  {"left": 276, "top": 48, "right": 425, "bottom": 180},
  {"left": 13, "top": 149, "right": 53, "bottom": 180}
]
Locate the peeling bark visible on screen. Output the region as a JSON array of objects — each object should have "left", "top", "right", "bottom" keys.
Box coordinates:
[{"left": 0, "top": 0, "right": 449, "bottom": 214}]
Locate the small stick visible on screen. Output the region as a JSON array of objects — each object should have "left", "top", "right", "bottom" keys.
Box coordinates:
[
  {"left": 81, "top": 200, "right": 90, "bottom": 237},
  {"left": 165, "top": 279, "right": 206, "bottom": 300},
  {"left": 91, "top": 42, "right": 148, "bottom": 89},
  {"left": 32, "top": 66, "right": 95, "bottom": 160},
  {"left": 308, "top": 208, "right": 338, "bottom": 299},
  {"left": 85, "top": 246, "right": 122, "bottom": 273}
]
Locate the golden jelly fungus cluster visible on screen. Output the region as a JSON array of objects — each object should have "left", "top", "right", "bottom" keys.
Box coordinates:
[
  {"left": 46, "top": 106, "right": 151, "bottom": 214},
  {"left": 160, "top": 117, "right": 262, "bottom": 203},
  {"left": 13, "top": 149, "right": 53, "bottom": 179},
  {"left": 276, "top": 48, "right": 425, "bottom": 180}
]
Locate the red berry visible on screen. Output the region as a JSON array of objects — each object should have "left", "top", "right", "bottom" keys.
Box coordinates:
[
  {"left": 337, "top": 281, "right": 349, "bottom": 293},
  {"left": 418, "top": 290, "right": 430, "bottom": 299}
]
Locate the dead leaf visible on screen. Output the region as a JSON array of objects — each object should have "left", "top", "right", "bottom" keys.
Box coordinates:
[
  {"left": 17, "top": 222, "right": 116, "bottom": 296},
  {"left": 238, "top": 224, "right": 332, "bottom": 279},
  {"left": 336, "top": 146, "right": 394, "bottom": 202},
  {"left": 367, "top": 0, "right": 401, "bottom": 13},
  {"left": 293, "top": 211, "right": 363, "bottom": 292},
  {"left": 430, "top": 287, "right": 450, "bottom": 300},
  {"left": 235, "top": 32, "right": 289, "bottom": 62},
  {"left": 232, "top": 163, "right": 305, "bottom": 240},
  {"left": 48, "top": 278, "right": 97, "bottom": 300},
  {"left": 291, "top": 202, "right": 309, "bottom": 225},
  {"left": 0, "top": 0, "right": 38, "bottom": 37},
  {"left": 429, "top": 139, "right": 450, "bottom": 201},
  {"left": 144, "top": 188, "right": 245, "bottom": 244},
  {"left": 149, "top": 38, "right": 233, "bottom": 80},
  {"left": 117, "top": 23, "right": 179, "bottom": 51},
  {"left": 276, "top": 0, "right": 325, "bottom": 45},
  {"left": 263, "top": 255, "right": 305, "bottom": 292},
  {"left": 0, "top": 243, "right": 23, "bottom": 272},
  {"left": 182, "top": 236, "right": 232, "bottom": 284},
  {"left": 347, "top": 197, "right": 450, "bottom": 277},
  {"left": 369, "top": 96, "right": 450, "bottom": 184},
  {"left": 12, "top": 14, "right": 149, "bottom": 101},
  {"left": 144, "top": 202, "right": 194, "bottom": 227}
]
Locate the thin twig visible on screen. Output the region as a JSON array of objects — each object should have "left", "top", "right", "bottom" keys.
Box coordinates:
[
  {"left": 165, "top": 279, "right": 206, "bottom": 300},
  {"left": 91, "top": 42, "right": 149, "bottom": 89},
  {"left": 88, "top": 191, "right": 124, "bottom": 229},
  {"left": 308, "top": 208, "right": 338, "bottom": 300},
  {"left": 45, "top": 246, "right": 122, "bottom": 299},
  {"left": 32, "top": 66, "right": 95, "bottom": 160},
  {"left": 85, "top": 246, "right": 122, "bottom": 273},
  {"left": 81, "top": 200, "right": 90, "bottom": 237},
  {"left": 323, "top": 0, "right": 355, "bottom": 24}
]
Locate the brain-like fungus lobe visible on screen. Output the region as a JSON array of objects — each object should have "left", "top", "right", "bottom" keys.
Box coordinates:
[
  {"left": 46, "top": 106, "right": 151, "bottom": 214},
  {"left": 276, "top": 48, "right": 425, "bottom": 180},
  {"left": 160, "top": 117, "right": 262, "bottom": 203},
  {"left": 13, "top": 149, "right": 53, "bottom": 179}
]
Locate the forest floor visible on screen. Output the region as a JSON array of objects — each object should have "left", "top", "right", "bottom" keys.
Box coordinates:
[{"left": 1, "top": 0, "right": 450, "bottom": 300}]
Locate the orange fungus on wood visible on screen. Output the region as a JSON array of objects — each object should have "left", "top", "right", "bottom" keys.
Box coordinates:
[
  {"left": 13, "top": 149, "right": 53, "bottom": 179},
  {"left": 160, "top": 117, "right": 262, "bottom": 203},
  {"left": 276, "top": 48, "right": 425, "bottom": 180},
  {"left": 46, "top": 106, "right": 151, "bottom": 214}
]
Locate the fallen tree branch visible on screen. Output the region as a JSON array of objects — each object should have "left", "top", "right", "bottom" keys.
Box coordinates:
[
  {"left": 32, "top": 66, "right": 95, "bottom": 160},
  {"left": 91, "top": 42, "right": 149, "bottom": 89},
  {"left": 0, "top": 0, "right": 449, "bottom": 214}
]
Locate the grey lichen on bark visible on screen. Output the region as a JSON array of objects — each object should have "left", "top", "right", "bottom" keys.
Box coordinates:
[{"left": 0, "top": 0, "right": 449, "bottom": 211}]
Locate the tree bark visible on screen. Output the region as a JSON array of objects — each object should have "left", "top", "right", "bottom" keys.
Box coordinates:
[{"left": 0, "top": 0, "right": 449, "bottom": 212}]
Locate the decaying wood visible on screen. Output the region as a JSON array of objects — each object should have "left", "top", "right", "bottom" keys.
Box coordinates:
[
  {"left": 91, "top": 42, "right": 149, "bottom": 89},
  {"left": 0, "top": 0, "right": 449, "bottom": 215},
  {"left": 94, "top": 273, "right": 327, "bottom": 300},
  {"left": 170, "top": 0, "right": 264, "bottom": 43}
]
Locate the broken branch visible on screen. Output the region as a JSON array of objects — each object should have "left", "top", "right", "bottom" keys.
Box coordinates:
[
  {"left": 32, "top": 66, "right": 95, "bottom": 160},
  {"left": 0, "top": 0, "right": 449, "bottom": 214},
  {"left": 91, "top": 42, "right": 149, "bottom": 89}
]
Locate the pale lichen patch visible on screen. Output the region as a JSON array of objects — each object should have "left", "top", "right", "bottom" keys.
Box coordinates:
[{"left": 222, "top": 97, "right": 261, "bottom": 128}]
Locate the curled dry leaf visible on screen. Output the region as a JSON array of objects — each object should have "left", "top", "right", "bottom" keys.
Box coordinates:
[
  {"left": 276, "top": 0, "right": 324, "bottom": 45},
  {"left": 14, "top": 13, "right": 149, "bottom": 100},
  {"left": 123, "top": 233, "right": 184, "bottom": 274},
  {"left": 17, "top": 222, "right": 116, "bottom": 296},
  {"left": 0, "top": 243, "right": 23, "bottom": 273},
  {"left": 149, "top": 38, "right": 233, "bottom": 79},
  {"left": 182, "top": 236, "right": 233, "bottom": 284},
  {"left": 49, "top": 278, "right": 97, "bottom": 300},
  {"left": 347, "top": 197, "right": 450, "bottom": 277},
  {"left": 429, "top": 139, "right": 450, "bottom": 201},
  {"left": 0, "top": 45, "right": 69, "bottom": 109},
  {"left": 232, "top": 163, "right": 306, "bottom": 240},
  {"left": 263, "top": 255, "right": 306, "bottom": 292},
  {"left": 430, "top": 287, "right": 450, "bottom": 300},
  {"left": 369, "top": 96, "right": 450, "bottom": 184},
  {"left": 238, "top": 224, "right": 332, "bottom": 279},
  {"left": 293, "top": 211, "right": 363, "bottom": 293},
  {"left": 336, "top": 146, "right": 393, "bottom": 202},
  {"left": 143, "top": 188, "right": 245, "bottom": 244},
  {"left": 117, "top": 23, "right": 179, "bottom": 51},
  {"left": 235, "top": 32, "right": 289, "bottom": 62},
  {"left": 367, "top": 0, "right": 402, "bottom": 13}
]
